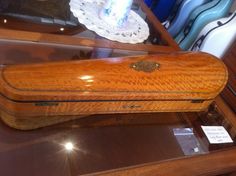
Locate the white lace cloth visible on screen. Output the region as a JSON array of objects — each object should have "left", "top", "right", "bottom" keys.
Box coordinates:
[{"left": 69, "top": 0, "right": 150, "bottom": 44}]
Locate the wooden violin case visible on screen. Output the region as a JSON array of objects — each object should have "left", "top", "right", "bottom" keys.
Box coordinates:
[{"left": 0, "top": 52, "right": 228, "bottom": 130}]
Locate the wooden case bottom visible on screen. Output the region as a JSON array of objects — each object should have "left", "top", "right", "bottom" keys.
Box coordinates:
[{"left": 0, "top": 100, "right": 213, "bottom": 130}]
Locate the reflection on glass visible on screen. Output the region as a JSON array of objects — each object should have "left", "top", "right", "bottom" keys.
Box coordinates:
[
  {"left": 64, "top": 142, "right": 74, "bottom": 152},
  {"left": 173, "top": 128, "right": 205, "bottom": 155}
]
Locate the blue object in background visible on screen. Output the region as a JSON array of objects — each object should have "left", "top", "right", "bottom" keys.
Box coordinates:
[
  {"left": 190, "top": 12, "right": 236, "bottom": 58},
  {"left": 144, "top": 0, "right": 177, "bottom": 22},
  {"left": 168, "top": 0, "right": 209, "bottom": 37},
  {"left": 144, "top": 0, "right": 152, "bottom": 7},
  {"left": 175, "top": 0, "right": 233, "bottom": 50},
  {"left": 152, "top": 0, "right": 177, "bottom": 22},
  {"left": 164, "top": 0, "right": 184, "bottom": 27}
]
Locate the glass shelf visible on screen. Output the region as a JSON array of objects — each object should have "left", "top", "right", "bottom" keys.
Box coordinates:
[
  {"left": 0, "top": 0, "right": 179, "bottom": 53},
  {"left": 0, "top": 104, "right": 235, "bottom": 175}
]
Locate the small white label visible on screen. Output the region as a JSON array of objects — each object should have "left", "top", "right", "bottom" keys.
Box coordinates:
[{"left": 201, "top": 126, "right": 233, "bottom": 144}]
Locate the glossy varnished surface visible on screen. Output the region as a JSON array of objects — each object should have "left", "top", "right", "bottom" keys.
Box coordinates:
[
  {"left": 0, "top": 100, "right": 235, "bottom": 176},
  {"left": 0, "top": 52, "right": 227, "bottom": 101},
  {"left": 0, "top": 52, "right": 228, "bottom": 130}
]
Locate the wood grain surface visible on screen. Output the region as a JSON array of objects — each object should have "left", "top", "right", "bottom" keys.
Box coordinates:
[
  {"left": 0, "top": 52, "right": 228, "bottom": 101},
  {"left": 0, "top": 99, "right": 213, "bottom": 130},
  {"left": 0, "top": 52, "right": 228, "bottom": 129}
]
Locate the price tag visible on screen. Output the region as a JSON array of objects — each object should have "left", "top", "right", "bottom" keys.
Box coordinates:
[{"left": 201, "top": 126, "right": 233, "bottom": 144}]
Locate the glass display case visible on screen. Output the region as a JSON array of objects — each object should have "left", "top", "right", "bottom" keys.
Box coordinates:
[
  {"left": 0, "top": 0, "right": 179, "bottom": 54},
  {"left": 0, "top": 0, "right": 236, "bottom": 175}
]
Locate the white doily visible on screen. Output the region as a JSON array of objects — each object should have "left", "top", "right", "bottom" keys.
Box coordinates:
[{"left": 69, "top": 0, "right": 150, "bottom": 44}]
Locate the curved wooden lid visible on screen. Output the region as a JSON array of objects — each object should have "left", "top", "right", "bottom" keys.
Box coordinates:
[{"left": 0, "top": 52, "right": 228, "bottom": 101}]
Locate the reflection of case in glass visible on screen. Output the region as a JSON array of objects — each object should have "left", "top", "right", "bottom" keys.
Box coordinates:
[
  {"left": 173, "top": 128, "right": 205, "bottom": 155},
  {"left": 99, "top": 0, "right": 133, "bottom": 27}
]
